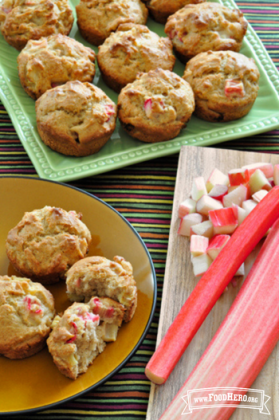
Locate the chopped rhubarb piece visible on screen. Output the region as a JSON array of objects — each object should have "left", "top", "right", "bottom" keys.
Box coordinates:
[
  {"left": 252, "top": 189, "right": 268, "bottom": 203},
  {"left": 178, "top": 213, "right": 203, "bottom": 237},
  {"left": 206, "top": 234, "right": 230, "bottom": 260},
  {"left": 224, "top": 79, "right": 245, "bottom": 97},
  {"left": 242, "top": 199, "right": 257, "bottom": 214},
  {"left": 159, "top": 217, "right": 279, "bottom": 419},
  {"left": 274, "top": 164, "right": 279, "bottom": 186},
  {"left": 24, "top": 296, "right": 42, "bottom": 314},
  {"left": 206, "top": 169, "right": 229, "bottom": 193},
  {"left": 76, "top": 278, "right": 82, "bottom": 287},
  {"left": 232, "top": 203, "right": 247, "bottom": 225},
  {"left": 92, "top": 297, "right": 101, "bottom": 314},
  {"left": 196, "top": 195, "right": 223, "bottom": 216},
  {"left": 208, "top": 184, "right": 228, "bottom": 201},
  {"left": 178, "top": 198, "right": 196, "bottom": 218},
  {"left": 242, "top": 162, "right": 274, "bottom": 179},
  {"left": 190, "top": 235, "right": 209, "bottom": 257},
  {"left": 249, "top": 169, "right": 272, "bottom": 194},
  {"left": 228, "top": 168, "right": 250, "bottom": 186},
  {"left": 144, "top": 98, "right": 152, "bottom": 118},
  {"left": 192, "top": 254, "right": 212, "bottom": 277},
  {"left": 105, "top": 104, "right": 115, "bottom": 121},
  {"left": 209, "top": 207, "right": 238, "bottom": 235},
  {"left": 191, "top": 177, "right": 207, "bottom": 201},
  {"left": 222, "top": 184, "right": 248, "bottom": 208},
  {"left": 145, "top": 186, "right": 279, "bottom": 385},
  {"left": 67, "top": 321, "right": 78, "bottom": 343},
  {"left": 190, "top": 220, "right": 213, "bottom": 238},
  {"left": 105, "top": 307, "right": 114, "bottom": 318}
]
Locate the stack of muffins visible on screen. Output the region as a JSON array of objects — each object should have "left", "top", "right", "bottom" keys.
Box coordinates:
[
  {"left": 1, "top": 205, "right": 138, "bottom": 379},
  {"left": 0, "top": 0, "right": 260, "bottom": 153}
]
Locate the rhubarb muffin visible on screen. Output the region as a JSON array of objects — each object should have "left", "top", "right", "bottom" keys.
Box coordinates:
[
  {"left": 97, "top": 23, "right": 175, "bottom": 93},
  {"left": 0, "top": 275, "right": 55, "bottom": 359},
  {"left": 143, "top": 0, "right": 205, "bottom": 24},
  {"left": 6, "top": 206, "right": 92, "bottom": 284},
  {"left": 183, "top": 50, "right": 260, "bottom": 122},
  {"left": 76, "top": 0, "right": 148, "bottom": 46},
  {"left": 117, "top": 68, "right": 195, "bottom": 143},
  {"left": 47, "top": 297, "right": 125, "bottom": 379},
  {"left": 17, "top": 34, "right": 96, "bottom": 100},
  {"left": 66, "top": 256, "right": 137, "bottom": 322},
  {"left": 36, "top": 81, "right": 116, "bottom": 156},
  {"left": 0, "top": 0, "right": 74, "bottom": 51},
  {"left": 165, "top": 2, "right": 247, "bottom": 62}
]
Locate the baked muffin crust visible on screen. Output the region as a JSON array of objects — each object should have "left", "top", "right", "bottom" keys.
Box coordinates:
[
  {"left": 36, "top": 81, "right": 117, "bottom": 156},
  {"left": 0, "top": 275, "right": 55, "bottom": 359},
  {"left": 97, "top": 23, "right": 175, "bottom": 93},
  {"left": 76, "top": 0, "right": 148, "bottom": 46},
  {"left": 18, "top": 34, "right": 96, "bottom": 100},
  {"left": 117, "top": 68, "right": 195, "bottom": 143},
  {"left": 143, "top": 0, "right": 205, "bottom": 24},
  {"left": 183, "top": 50, "right": 260, "bottom": 122},
  {"left": 47, "top": 297, "right": 125, "bottom": 379},
  {"left": 6, "top": 206, "right": 92, "bottom": 284},
  {"left": 66, "top": 255, "right": 137, "bottom": 322},
  {"left": 165, "top": 2, "right": 247, "bottom": 62},
  {"left": 0, "top": 0, "right": 74, "bottom": 51}
]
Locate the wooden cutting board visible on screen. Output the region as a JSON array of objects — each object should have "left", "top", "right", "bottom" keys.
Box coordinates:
[{"left": 146, "top": 146, "right": 279, "bottom": 420}]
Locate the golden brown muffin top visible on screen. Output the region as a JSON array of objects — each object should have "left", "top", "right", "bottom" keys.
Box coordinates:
[
  {"left": 165, "top": 2, "right": 247, "bottom": 60},
  {"left": 97, "top": 24, "right": 175, "bottom": 88},
  {"left": 36, "top": 81, "right": 117, "bottom": 146},
  {"left": 0, "top": 0, "right": 74, "bottom": 50},
  {"left": 17, "top": 34, "right": 96, "bottom": 100}
]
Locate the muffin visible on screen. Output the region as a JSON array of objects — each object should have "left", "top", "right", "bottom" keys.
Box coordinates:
[
  {"left": 143, "top": 0, "right": 205, "bottom": 24},
  {"left": 0, "top": 275, "right": 55, "bottom": 359},
  {"left": 47, "top": 296, "right": 125, "bottom": 379},
  {"left": 183, "top": 50, "right": 260, "bottom": 122},
  {"left": 117, "top": 68, "right": 195, "bottom": 143},
  {"left": 165, "top": 2, "right": 248, "bottom": 63},
  {"left": 6, "top": 206, "right": 92, "bottom": 285},
  {"left": 66, "top": 256, "right": 137, "bottom": 322},
  {"left": 0, "top": 0, "right": 74, "bottom": 51},
  {"left": 17, "top": 34, "right": 96, "bottom": 100},
  {"left": 76, "top": 0, "right": 148, "bottom": 46},
  {"left": 97, "top": 23, "right": 175, "bottom": 93},
  {"left": 36, "top": 81, "right": 117, "bottom": 156}
]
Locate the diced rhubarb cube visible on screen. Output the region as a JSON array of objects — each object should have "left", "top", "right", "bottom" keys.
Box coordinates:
[
  {"left": 190, "top": 220, "right": 214, "bottom": 239},
  {"left": 242, "top": 162, "right": 274, "bottom": 179},
  {"left": 224, "top": 79, "right": 245, "bottom": 97},
  {"left": 206, "top": 234, "right": 230, "bottom": 260},
  {"left": 190, "top": 235, "right": 209, "bottom": 257},
  {"left": 223, "top": 184, "right": 248, "bottom": 208},
  {"left": 209, "top": 207, "right": 238, "bottom": 235},
  {"left": 192, "top": 254, "right": 212, "bottom": 277},
  {"left": 208, "top": 184, "right": 228, "bottom": 201},
  {"left": 228, "top": 168, "right": 250, "bottom": 186},
  {"left": 178, "top": 213, "right": 203, "bottom": 237},
  {"left": 252, "top": 189, "right": 268, "bottom": 203},
  {"left": 273, "top": 164, "right": 279, "bottom": 186},
  {"left": 196, "top": 195, "right": 223, "bottom": 216},
  {"left": 232, "top": 203, "right": 247, "bottom": 225},
  {"left": 191, "top": 177, "right": 207, "bottom": 201},
  {"left": 178, "top": 198, "right": 196, "bottom": 218},
  {"left": 249, "top": 169, "right": 272, "bottom": 195},
  {"left": 206, "top": 169, "right": 229, "bottom": 193},
  {"left": 242, "top": 199, "right": 257, "bottom": 214}
]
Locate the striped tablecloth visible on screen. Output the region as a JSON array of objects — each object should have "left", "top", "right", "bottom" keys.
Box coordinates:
[{"left": 0, "top": 1, "right": 278, "bottom": 419}]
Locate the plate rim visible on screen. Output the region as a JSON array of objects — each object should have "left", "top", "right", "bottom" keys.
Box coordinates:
[
  {"left": 0, "top": 0, "right": 279, "bottom": 182},
  {"left": 0, "top": 175, "right": 157, "bottom": 416}
]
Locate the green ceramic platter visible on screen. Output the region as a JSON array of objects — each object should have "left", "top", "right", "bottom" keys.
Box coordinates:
[{"left": 0, "top": 0, "right": 279, "bottom": 182}]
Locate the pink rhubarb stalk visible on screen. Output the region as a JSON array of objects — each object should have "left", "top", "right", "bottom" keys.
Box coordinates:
[
  {"left": 145, "top": 186, "right": 279, "bottom": 385},
  {"left": 160, "top": 216, "right": 279, "bottom": 419}
]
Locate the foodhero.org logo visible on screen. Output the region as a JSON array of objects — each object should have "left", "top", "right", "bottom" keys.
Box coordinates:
[{"left": 181, "top": 387, "right": 270, "bottom": 415}]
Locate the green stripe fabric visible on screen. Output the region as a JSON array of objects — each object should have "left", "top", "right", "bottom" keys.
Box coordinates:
[{"left": 0, "top": 1, "right": 279, "bottom": 419}]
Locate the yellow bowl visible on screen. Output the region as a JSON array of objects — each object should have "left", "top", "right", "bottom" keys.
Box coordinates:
[{"left": 0, "top": 177, "right": 156, "bottom": 415}]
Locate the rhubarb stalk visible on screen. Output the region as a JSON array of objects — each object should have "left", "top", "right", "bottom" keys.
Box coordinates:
[
  {"left": 145, "top": 186, "right": 279, "bottom": 385},
  {"left": 160, "top": 216, "right": 279, "bottom": 419}
]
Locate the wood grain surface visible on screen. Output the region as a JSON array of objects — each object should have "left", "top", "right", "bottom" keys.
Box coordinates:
[{"left": 146, "top": 146, "right": 279, "bottom": 420}]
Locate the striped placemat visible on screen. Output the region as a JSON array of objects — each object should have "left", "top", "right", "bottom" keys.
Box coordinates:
[{"left": 0, "top": 1, "right": 278, "bottom": 419}]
